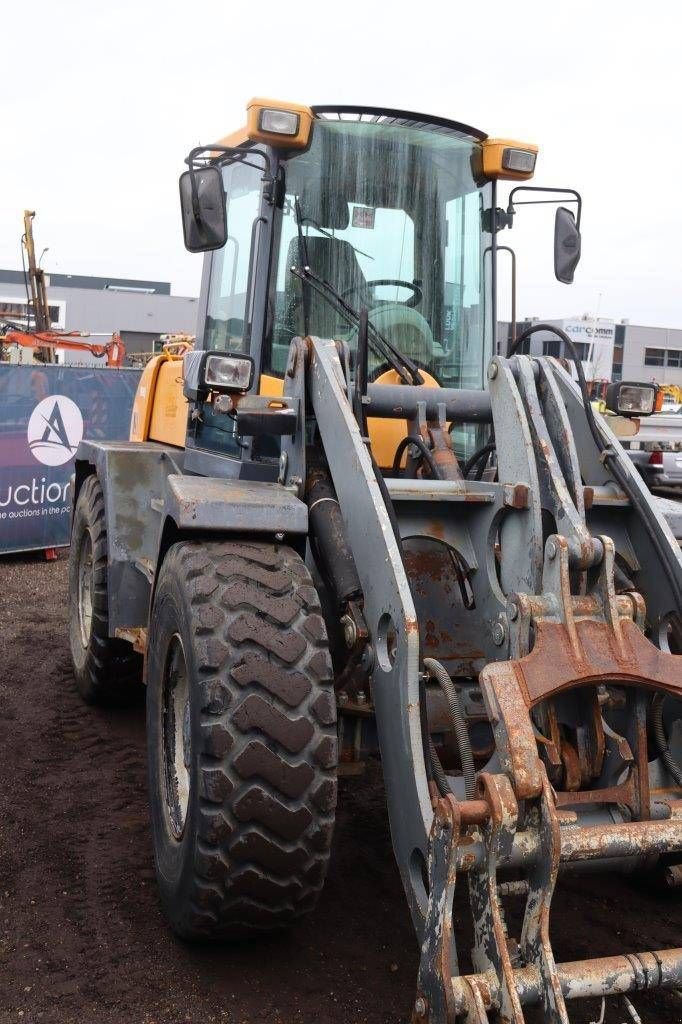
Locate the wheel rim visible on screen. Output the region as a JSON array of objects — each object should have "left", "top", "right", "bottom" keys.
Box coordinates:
[
  {"left": 77, "top": 531, "right": 94, "bottom": 648},
  {"left": 162, "top": 634, "right": 191, "bottom": 839}
]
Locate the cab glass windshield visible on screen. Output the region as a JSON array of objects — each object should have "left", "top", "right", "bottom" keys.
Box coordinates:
[{"left": 266, "top": 116, "right": 493, "bottom": 390}]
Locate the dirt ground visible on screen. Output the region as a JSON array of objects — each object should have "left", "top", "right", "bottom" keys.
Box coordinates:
[{"left": 0, "top": 553, "right": 680, "bottom": 1024}]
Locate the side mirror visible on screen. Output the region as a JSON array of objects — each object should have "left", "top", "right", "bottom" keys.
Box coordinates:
[
  {"left": 179, "top": 166, "right": 227, "bottom": 253},
  {"left": 554, "top": 206, "right": 581, "bottom": 284}
]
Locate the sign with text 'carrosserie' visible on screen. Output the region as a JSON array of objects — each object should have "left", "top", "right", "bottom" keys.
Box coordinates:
[{"left": 0, "top": 365, "right": 141, "bottom": 554}]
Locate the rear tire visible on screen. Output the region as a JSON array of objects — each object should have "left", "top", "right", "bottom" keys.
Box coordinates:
[
  {"left": 68, "top": 475, "right": 143, "bottom": 705},
  {"left": 146, "top": 539, "right": 337, "bottom": 939}
]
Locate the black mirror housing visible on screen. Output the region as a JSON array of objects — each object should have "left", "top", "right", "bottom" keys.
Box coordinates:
[
  {"left": 179, "top": 166, "right": 227, "bottom": 253},
  {"left": 554, "top": 206, "right": 581, "bottom": 284}
]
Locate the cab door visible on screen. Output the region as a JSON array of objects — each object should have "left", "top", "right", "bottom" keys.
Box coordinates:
[{"left": 188, "top": 156, "right": 270, "bottom": 463}]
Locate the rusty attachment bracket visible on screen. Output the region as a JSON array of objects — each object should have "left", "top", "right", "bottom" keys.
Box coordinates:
[
  {"left": 412, "top": 795, "right": 461, "bottom": 1024},
  {"left": 481, "top": 533, "right": 682, "bottom": 803}
]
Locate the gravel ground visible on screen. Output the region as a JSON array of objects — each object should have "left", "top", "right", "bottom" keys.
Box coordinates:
[{"left": 0, "top": 553, "right": 679, "bottom": 1024}]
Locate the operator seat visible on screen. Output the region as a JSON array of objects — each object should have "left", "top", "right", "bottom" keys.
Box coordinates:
[
  {"left": 275, "top": 186, "right": 434, "bottom": 375},
  {"left": 283, "top": 234, "right": 370, "bottom": 341}
]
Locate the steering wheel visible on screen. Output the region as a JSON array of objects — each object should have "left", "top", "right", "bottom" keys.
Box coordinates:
[{"left": 341, "top": 279, "right": 423, "bottom": 309}]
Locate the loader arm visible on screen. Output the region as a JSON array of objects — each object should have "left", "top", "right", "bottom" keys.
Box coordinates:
[{"left": 301, "top": 335, "right": 682, "bottom": 1023}]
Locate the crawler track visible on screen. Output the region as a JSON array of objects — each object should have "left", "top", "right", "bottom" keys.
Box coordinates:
[{"left": 0, "top": 555, "right": 679, "bottom": 1023}]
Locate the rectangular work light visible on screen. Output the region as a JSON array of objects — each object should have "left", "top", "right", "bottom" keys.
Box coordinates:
[
  {"left": 482, "top": 138, "right": 539, "bottom": 180},
  {"left": 605, "top": 381, "right": 656, "bottom": 417},
  {"left": 258, "top": 107, "right": 300, "bottom": 136},
  {"left": 204, "top": 353, "right": 254, "bottom": 392},
  {"left": 183, "top": 350, "right": 254, "bottom": 401},
  {"left": 502, "top": 147, "right": 537, "bottom": 174}
]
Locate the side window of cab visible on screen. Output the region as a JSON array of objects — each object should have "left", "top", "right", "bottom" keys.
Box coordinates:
[
  {"left": 194, "top": 158, "right": 263, "bottom": 457},
  {"left": 204, "top": 159, "right": 264, "bottom": 353}
]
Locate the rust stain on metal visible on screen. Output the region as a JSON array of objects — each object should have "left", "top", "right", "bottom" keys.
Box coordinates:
[{"left": 114, "top": 626, "right": 148, "bottom": 654}]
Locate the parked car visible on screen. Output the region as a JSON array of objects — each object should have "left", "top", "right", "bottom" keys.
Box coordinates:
[{"left": 628, "top": 446, "right": 682, "bottom": 488}]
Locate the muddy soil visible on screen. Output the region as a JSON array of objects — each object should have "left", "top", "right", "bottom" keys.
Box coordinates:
[{"left": 0, "top": 554, "right": 679, "bottom": 1023}]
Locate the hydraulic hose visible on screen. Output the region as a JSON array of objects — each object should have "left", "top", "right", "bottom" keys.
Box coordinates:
[
  {"left": 428, "top": 737, "right": 450, "bottom": 798},
  {"left": 463, "top": 441, "right": 496, "bottom": 481},
  {"left": 423, "top": 657, "right": 476, "bottom": 800},
  {"left": 419, "top": 674, "right": 446, "bottom": 797},
  {"left": 651, "top": 696, "right": 682, "bottom": 786},
  {"left": 392, "top": 435, "right": 440, "bottom": 479}
]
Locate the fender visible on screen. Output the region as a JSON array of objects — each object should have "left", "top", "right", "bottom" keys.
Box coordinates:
[{"left": 71, "top": 440, "right": 307, "bottom": 639}]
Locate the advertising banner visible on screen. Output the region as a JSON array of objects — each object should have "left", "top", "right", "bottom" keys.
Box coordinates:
[{"left": 0, "top": 365, "right": 141, "bottom": 555}]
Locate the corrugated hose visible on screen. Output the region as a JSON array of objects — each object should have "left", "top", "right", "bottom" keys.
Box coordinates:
[
  {"left": 651, "top": 695, "right": 682, "bottom": 786},
  {"left": 423, "top": 657, "right": 477, "bottom": 800}
]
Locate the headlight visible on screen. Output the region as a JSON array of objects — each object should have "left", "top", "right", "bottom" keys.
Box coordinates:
[
  {"left": 605, "top": 381, "right": 656, "bottom": 417},
  {"left": 501, "top": 147, "right": 537, "bottom": 174},
  {"left": 258, "top": 108, "right": 300, "bottom": 136},
  {"left": 182, "top": 350, "right": 254, "bottom": 401},
  {"left": 204, "top": 353, "right": 254, "bottom": 392}
]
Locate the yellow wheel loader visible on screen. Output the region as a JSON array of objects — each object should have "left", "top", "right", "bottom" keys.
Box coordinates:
[{"left": 68, "top": 98, "right": 682, "bottom": 1023}]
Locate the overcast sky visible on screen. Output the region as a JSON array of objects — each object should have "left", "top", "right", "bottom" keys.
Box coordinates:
[{"left": 2, "top": 1, "right": 680, "bottom": 327}]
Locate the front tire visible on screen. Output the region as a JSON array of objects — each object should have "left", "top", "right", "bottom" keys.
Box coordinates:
[
  {"left": 68, "top": 475, "right": 143, "bottom": 704},
  {"left": 146, "top": 539, "right": 337, "bottom": 939}
]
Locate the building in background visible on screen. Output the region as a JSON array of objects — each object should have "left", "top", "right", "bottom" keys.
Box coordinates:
[
  {"left": 0, "top": 269, "right": 198, "bottom": 364},
  {"left": 498, "top": 317, "right": 682, "bottom": 388},
  {"left": 616, "top": 322, "right": 682, "bottom": 386},
  {"left": 498, "top": 315, "right": 615, "bottom": 380}
]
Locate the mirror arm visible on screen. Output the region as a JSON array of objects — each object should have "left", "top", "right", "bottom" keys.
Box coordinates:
[
  {"left": 506, "top": 186, "right": 582, "bottom": 229},
  {"left": 184, "top": 145, "right": 274, "bottom": 217}
]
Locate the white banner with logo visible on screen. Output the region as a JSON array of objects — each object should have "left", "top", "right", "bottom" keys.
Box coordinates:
[{"left": 0, "top": 365, "right": 141, "bottom": 554}]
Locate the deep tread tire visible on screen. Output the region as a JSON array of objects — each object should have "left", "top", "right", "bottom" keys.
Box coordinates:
[
  {"left": 146, "top": 539, "right": 337, "bottom": 939},
  {"left": 68, "top": 475, "right": 143, "bottom": 704}
]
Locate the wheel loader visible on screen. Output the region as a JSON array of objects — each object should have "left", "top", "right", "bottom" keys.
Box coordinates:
[{"left": 68, "top": 98, "right": 682, "bottom": 1023}]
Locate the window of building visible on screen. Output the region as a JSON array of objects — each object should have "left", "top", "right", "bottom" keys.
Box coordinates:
[
  {"left": 666, "top": 349, "right": 682, "bottom": 368},
  {"left": 513, "top": 338, "right": 531, "bottom": 354},
  {"left": 0, "top": 298, "right": 63, "bottom": 328},
  {"left": 645, "top": 348, "right": 665, "bottom": 367}
]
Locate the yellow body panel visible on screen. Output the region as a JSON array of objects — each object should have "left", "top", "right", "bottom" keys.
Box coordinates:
[
  {"left": 482, "top": 138, "right": 538, "bottom": 180},
  {"left": 130, "top": 355, "right": 163, "bottom": 441},
  {"left": 148, "top": 360, "right": 188, "bottom": 446},
  {"left": 259, "top": 373, "right": 285, "bottom": 397},
  {"left": 130, "top": 350, "right": 188, "bottom": 447},
  {"left": 215, "top": 126, "right": 250, "bottom": 149}
]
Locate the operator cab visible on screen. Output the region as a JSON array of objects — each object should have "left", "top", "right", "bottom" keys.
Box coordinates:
[
  {"left": 266, "top": 112, "right": 491, "bottom": 388},
  {"left": 197, "top": 106, "right": 500, "bottom": 395},
  {"left": 168, "top": 99, "right": 576, "bottom": 474}
]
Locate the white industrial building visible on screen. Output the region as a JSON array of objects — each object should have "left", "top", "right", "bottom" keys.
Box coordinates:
[{"left": 615, "top": 322, "right": 682, "bottom": 386}]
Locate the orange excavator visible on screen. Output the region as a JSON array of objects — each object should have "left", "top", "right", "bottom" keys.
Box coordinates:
[
  {"left": 0, "top": 211, "right": 126, "bottom": 368},
  {"left": 1, "top": 325, "right": 126, "bottom": 367}
]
